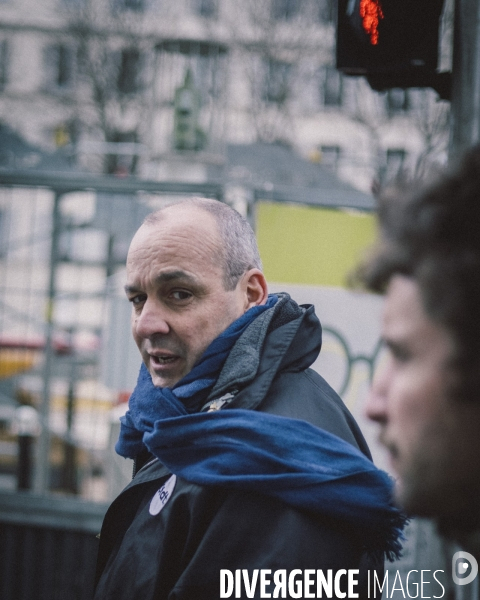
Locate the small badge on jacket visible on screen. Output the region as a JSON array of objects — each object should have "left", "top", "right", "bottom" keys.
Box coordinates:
[{"left": 149, "top": 474, "right": 177, "bottom": 516}]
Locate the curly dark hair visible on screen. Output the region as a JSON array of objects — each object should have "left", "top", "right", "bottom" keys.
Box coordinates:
[{"left": 356, "top": 145, "right": 480, "bottom": 401}]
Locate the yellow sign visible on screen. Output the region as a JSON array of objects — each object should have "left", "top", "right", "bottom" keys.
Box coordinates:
[{"left": 256, "top": 201, "right": 376, "bottom": 288}]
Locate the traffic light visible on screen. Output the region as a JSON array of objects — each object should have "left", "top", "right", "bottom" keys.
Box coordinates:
[
  {"left": 173, "top": 69, "right": 206, "bottom": 151},
  {"left": 336, "top": 0, "right": 451, "bottom": 99}
]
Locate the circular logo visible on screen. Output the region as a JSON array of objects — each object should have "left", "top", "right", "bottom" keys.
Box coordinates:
[
  {"left": 149, "top": 474, "right": 177, "bottom": 516},
  {"left": 452, "top": 551, "right": 478, "bottom": 586}
]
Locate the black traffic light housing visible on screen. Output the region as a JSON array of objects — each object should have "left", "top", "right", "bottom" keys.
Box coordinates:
[{"left": 336, "top": 0, "right": 451, "bottom": 99}]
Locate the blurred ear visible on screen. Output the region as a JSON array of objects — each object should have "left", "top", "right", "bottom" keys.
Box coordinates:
[{"left": 242, "top": 269, "right": 268, "bottom": 309}]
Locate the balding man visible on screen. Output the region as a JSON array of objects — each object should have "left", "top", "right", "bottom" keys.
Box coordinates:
[{"left": 94, "top": 198, "right": 403, "bottom": 600}]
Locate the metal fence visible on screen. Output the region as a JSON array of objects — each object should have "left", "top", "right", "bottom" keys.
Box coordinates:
[
  {"left": 0, "top": 170, "right": 224, "bottom": 500},
  {"left": 0, "top": 490, "right": 108, "bottom": 600}
]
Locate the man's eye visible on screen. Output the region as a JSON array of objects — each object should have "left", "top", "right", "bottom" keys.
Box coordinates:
[
  {"left": 171, "top": 290, "right": 192, "bottom": 301},
  {"left": 129, "top": 295, "right": 146, "bottom": 306},
  {"left": 391, "top": 346, "right": 411, "bottom": 363}
]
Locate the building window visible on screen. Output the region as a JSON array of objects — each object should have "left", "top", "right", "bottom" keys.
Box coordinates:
[
  {"left": 386, "top": 88, "right": 409, "bottom": 114},
  {"left": 45, "top": 44, "right": 76, "bottom": 90},
  {"left": 263, "top": 58, "right": 290, "bottom": 105},
  {"left": 57, "top": 46, "right": 74, "bottom": 88},
  {"left": 320, "top": 145, "right": 341, "bottom": 172},
  {"left": 0, "top": 40, "right": 8, "bottom": 91},
  {"left": 117, "top": 49, "right": 142, "bottom": 94},
  {"left": 271, "top": 0, "right": 301, "bottom": 20},
  {"left": 384, "top": 148, "right": 406, "bottom": 182},
  {"left": 323, "top": 67, "right": 343, "bottom": 107},
  {"left": 112, "top": 0, "right": 145, "bottom": 12},
  {"left": 192, "top": 0, "right": 217, "bottom": 17}
]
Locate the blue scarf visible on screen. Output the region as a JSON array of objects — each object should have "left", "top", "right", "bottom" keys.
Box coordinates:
[
  {"left": 117, "top": 299, "right": 406, "bottom": 560},
  {"left": 117, "top": 295, "right": 278, "bottom": 456}
]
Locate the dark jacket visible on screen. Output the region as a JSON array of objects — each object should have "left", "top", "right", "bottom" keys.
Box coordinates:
[{"left": 94, "top": 298, "right": 383, "bottom": 599}]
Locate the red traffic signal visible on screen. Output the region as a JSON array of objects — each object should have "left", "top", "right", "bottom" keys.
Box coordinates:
[{"left": 336, "top": 0, "right": 450, "bottom": 99}]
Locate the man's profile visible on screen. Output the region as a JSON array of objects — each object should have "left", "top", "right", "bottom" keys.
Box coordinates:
[
  {"left": 94, "top": 197, "right": 403, "bottom": 599},
  {"left": 358, "top": 146, "right": 480, "bottom": 559}
]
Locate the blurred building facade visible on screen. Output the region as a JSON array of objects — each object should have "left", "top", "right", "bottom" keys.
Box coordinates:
[{"left": 0, "top": 0, "right": 451, "bottom": 191}]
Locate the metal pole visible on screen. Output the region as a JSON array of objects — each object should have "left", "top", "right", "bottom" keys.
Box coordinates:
[
  {"left": 14, "top": 405, "right": 40, "bottom": 491},
  {"left": 17, "top": 435, "right": 34, "bottom": 490},
  {"left": 60, "top": 358, "right": 78, "bottom": 494},
  {"left": 34, "top": 191, "right": 62, "bottom": 494},
  {"left": 449, "top": 0, "right": 480, "bottom": 158}
]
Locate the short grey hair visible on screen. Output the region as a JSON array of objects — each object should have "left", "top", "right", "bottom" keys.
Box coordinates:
[{"left": 143, "top": 198, "right": 263, "bottom": 290}]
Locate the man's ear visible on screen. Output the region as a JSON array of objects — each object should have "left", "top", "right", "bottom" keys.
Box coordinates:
[{"left": 243, "top": 269, "right": 268, "bottom": 309}]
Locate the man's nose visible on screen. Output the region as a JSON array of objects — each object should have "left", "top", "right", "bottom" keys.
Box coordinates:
[
  {"left": 133, "top": 299, "right": 170, "bottom": 338},
  {"left": 365, "top": 360, "right": 390, "bottom": 424}
]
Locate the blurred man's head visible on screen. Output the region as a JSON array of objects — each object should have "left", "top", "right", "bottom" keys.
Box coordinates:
[
  {"left": 360, "top": 147, "right": 480, "bottom": 541},
  {"left": 125, "top": 198, "right": 267, "bottom": 388}
]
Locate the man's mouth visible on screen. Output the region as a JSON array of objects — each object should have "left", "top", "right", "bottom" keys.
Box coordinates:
[{"left": 150, "top": 354, "right": 178, "bottom": 365}]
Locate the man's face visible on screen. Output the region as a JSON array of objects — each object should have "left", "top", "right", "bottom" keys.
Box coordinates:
[
  {"left": 366, "top": 275, "right": 480, "bottom": 530},
  {"left": 125, "top": 207, "right": 249, "bottom": 388}
]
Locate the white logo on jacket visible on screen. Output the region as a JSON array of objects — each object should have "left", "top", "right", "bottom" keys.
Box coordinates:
[{"left": 149, "top": 474, "right": 177, "bottom": 516}]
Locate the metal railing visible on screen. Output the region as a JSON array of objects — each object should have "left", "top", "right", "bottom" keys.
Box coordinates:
[{"left": 0, "top": 490, "right": 108, "bottom": 600}]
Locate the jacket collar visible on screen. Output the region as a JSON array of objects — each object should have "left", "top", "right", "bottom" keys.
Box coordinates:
[{"left": 210, "top": 293, "right": 322, "bottom": 412}]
